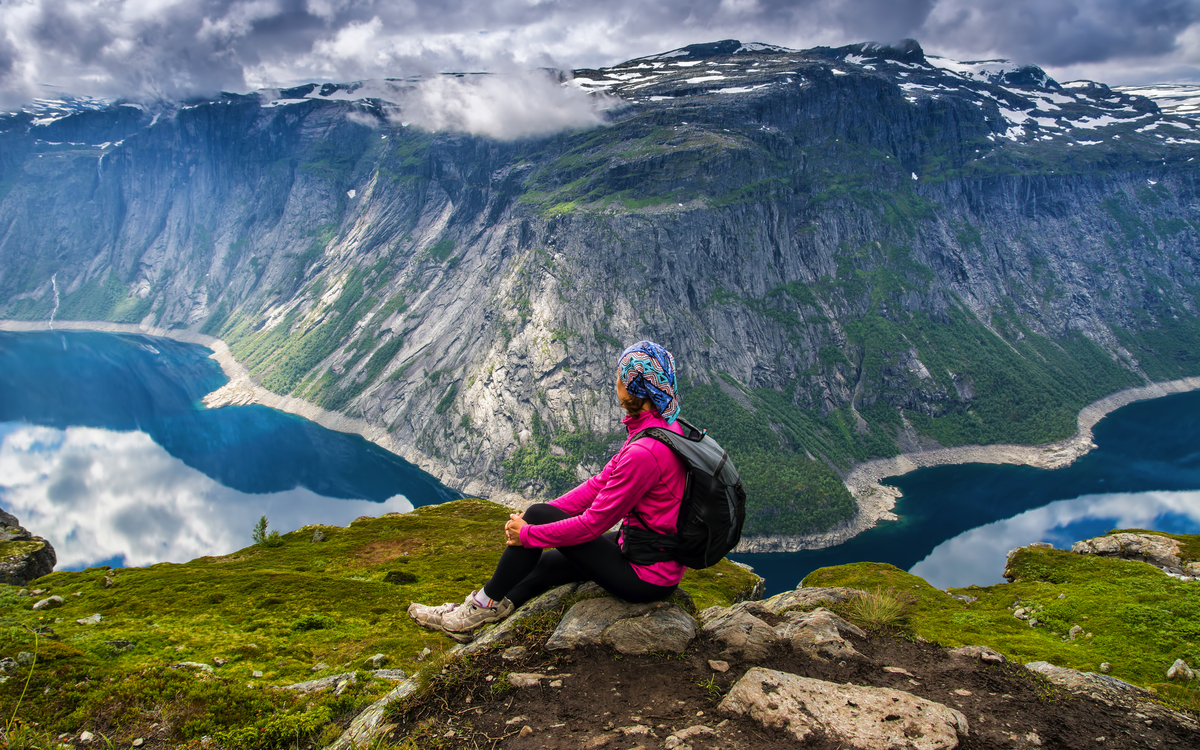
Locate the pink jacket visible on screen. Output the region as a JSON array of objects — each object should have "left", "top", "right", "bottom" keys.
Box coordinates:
[{"left": 518, "top": 409, "right": 688, "bottom": 587}]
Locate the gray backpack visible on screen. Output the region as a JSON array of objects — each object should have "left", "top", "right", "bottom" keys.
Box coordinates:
[{"left": 621, "top": 418, "right": 747, "bottom": 569}]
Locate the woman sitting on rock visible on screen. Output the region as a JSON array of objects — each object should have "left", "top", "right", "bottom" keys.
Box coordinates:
[{"left": 408, "top": 340, "right": 687, "bottom": 640}]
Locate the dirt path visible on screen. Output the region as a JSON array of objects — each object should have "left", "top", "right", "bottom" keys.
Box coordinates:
[{"left": 390, "top": 626, "right": 1197, "bottom": 749}]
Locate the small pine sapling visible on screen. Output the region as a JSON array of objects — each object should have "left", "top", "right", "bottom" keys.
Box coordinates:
[{"left": 252, "top": 515, "right": 284, "bottom": 548}]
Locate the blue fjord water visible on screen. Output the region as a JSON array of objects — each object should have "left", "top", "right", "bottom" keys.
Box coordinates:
[
  {"left": 0, "top": 330, "right": 460, "bottom": 570},
  {"left": 733, "top": 388, "right": 1200, "bottom": 594},
  {"left": 2, "top": 329, "right": 1199, "bottom": 591}
]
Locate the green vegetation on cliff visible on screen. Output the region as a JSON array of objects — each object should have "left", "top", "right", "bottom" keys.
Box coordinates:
[
  {"left": 807, "top": 537, "right": 1200, "bottom": 714},
  {"left": 0, "top": 500, "right": 757, "bottom": 746}
]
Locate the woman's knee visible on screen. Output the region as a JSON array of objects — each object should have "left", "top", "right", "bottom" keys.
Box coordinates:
[{"left": 522, "top": 503, "right": 568, "bottom": 525}]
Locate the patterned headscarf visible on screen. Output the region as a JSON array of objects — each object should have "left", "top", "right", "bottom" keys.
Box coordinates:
[{"left": 617, "top": 341, "right": 680, "bottom": 425}]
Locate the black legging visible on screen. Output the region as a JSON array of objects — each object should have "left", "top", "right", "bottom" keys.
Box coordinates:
[{"left": 483, "top": 503, "right": 677, "bottom": 607}]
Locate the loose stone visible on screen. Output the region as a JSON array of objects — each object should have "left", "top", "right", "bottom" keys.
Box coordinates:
[
  {"left": 365, "top": 653, "right": 387, "bottom": 668},
  {"left": 502, "top": 646, "right": 527, "bottom": 661},
  {"left": 1166, "top": 659, "right": 1195, "bottom": 682}
]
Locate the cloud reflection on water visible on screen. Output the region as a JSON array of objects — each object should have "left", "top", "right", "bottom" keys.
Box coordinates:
[
  {"left": 0, "top": 423, "right": 413, "bottom": 569},
  {"left": 911, "top": 490, "right": 1200, "bottom": 590}
]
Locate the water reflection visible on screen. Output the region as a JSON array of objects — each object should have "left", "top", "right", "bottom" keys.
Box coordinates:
[
  {"left": 0, "top": 423, "right": 415, "bottom": 570},
  {"left": 911, "top": 490, "right": 1200, "bottom": 589}
]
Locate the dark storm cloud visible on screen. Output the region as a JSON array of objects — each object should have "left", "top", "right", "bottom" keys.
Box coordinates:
[
  {"left": 923, "top": 0, "right": 1200, "bottom": 67},
  {"left": 1, "top": 1, "right": 1198, "bottom": 109}
]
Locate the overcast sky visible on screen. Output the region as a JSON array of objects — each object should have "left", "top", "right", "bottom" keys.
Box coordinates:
[{"left": 2, "top": 0, "right": 1198, "bottom": 108}]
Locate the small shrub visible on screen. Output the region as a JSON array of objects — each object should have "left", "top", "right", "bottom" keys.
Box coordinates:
[
  {"left": 291, "top": 614, "right": 336, "bottom": 633},
  {"left": 844, "top": 588, "right": 907, "bottom": 630},
  {"left": 383, "top": 570, "right": 418, "bottom": 585},
  {"left": 251, "top": 516, "right": 284, "bottom": 548},
  {"left": 214, "top": 705, "right": 332, "bottom": 750}
]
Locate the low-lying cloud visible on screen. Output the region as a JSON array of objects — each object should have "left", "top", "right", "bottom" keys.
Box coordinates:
[
  {"left": 0, "top": 424, "right": 413, "bottom": 569},
  {"left": 399, "top": 71, "right": 616, "bottom": 140}
]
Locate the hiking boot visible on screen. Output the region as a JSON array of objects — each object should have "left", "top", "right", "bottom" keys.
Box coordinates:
[
  {"left": 440, "top": 592, "right": 515, "bottom": 635},
  {"left": 407, "top": 600, "right": 460, "bottom": 632}
]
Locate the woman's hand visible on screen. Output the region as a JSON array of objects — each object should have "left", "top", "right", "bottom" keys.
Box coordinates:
[{"left": 504, "top": 513, "right": 527, "bottom": 546}]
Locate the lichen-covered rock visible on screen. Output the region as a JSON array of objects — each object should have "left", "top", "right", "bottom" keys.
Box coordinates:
[
  {"left": 1025, "top": 661, "right": 1199, "bottom": 730},
  {"left": 1166, "top": 659, "right": 1195, "bottom": 682},
  {"left": 946, "top": 646, "right": 1006, "bottom": 664},
  {"left": 31, "top": 595, "right": 63, "bottom": 611},
  {"left": 600, "top": 603, "right": 696, "bottom": 654},
  {"left": 719, "top": 666, "right": 968, "bottom": 749},
  {"left": 508, "top": 673, "right": 547, "bottom": 688},
  {"left": 1071, "top": 533, "right": 1188, "bottom": 574},
  {"left": 664, "top": 725, "right": 714, "bottom": 749},
  {"left": 759, "top": 586, "right": 864, "bottom": 615},
  {"left": 545, "top": 597, "right": 656, "bottom": 651},
  {"left": 283, "top": 672, "right": 357, "bottom": 693},
  {"left": 699, "top": 608, "right": 778, "bottom": 660},
  {"left": 775, "top": 607, "right": 865, "bottom": 660}
]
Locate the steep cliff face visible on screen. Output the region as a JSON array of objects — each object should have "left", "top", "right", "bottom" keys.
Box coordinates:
[{"left": 3, "top": 40, "right": 1199, "bottom": 536}]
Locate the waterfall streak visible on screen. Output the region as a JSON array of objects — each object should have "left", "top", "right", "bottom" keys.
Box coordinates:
[{"left": 48, "top": 274, "right": 60, "bottom": 329}]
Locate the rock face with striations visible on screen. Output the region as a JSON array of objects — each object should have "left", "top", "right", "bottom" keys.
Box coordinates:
[
  {"left": 0, "top": 507, "right": 56, "bottom": 586},
  {"left": 3, "top": 39, "right": 1200, "bottom": 539}
]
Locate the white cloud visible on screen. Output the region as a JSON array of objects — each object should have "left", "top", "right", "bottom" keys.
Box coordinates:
[
  {"left": 399, "top": 70, "right": 616, "bottom": 140},
  {"left": 0, "top": 424, "right": 413, "bottom": 569}
]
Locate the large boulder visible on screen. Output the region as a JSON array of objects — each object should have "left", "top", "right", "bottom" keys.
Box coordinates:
[
  {"left": 546, "top": 597, "right": 698, "bottom": 654},
  {"left": 1071, "top": 533, "right": 1198, "bottom": 576},
  {"left": 545, "top": 597, "right": 657, "bottom": 650},
  {"left": 0, "top": 508, "right": 57, "bottom": 586},
  {"left": 699, "top": 607, "right": 778, "bottom": 660},
  {"left": 775, "top": 607, "right": 866, "bottom": 660},
  {"left": 720, "top": 667, "right": 968, "bottom": 749},
  {"left": 601, "top": 604, "right": 696, "bottom": 654}
]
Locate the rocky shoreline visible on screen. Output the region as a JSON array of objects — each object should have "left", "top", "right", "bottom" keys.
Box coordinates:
[
  {"left": 735, "top": 375, "right": 1200, "bottom": 553},
  {"left": 6, "top": 320, "right": 1200, "bottom": 553}
]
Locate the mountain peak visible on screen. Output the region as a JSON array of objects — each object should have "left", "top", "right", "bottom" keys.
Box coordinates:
[
  {"left": 814, "top": 38, "right": 927, "bottom": 65},
  {"left": 632, "top": 39, "right": 796, "bottom": 63}
]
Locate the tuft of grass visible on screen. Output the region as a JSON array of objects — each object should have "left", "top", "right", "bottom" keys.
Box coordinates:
[{"left": 842, "top": 588, "right": 907, "bottom": 630}]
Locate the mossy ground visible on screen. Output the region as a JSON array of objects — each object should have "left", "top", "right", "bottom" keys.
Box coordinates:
[
  {"left": 0, "top": 540, "right": 44, "bottom": 560},
  {"left": 805, "top": 534, "right": 1200, "bottom": 714},
  {"left": 0, "top": 499, "right": 758, "bottom": 747}
]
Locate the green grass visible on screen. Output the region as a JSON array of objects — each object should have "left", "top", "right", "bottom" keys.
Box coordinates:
[
  {"left": 54, "top": 271, "right": 153, "bottom": 324},
  {"left": 502, "top": 412, "right": 618, "bottom": 496},
  {"left": 805, "top": 537, "right": 1200, "bottom": 713},
  {"left": 0, "top": 500, "right": 755, "bottom": 744}
]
